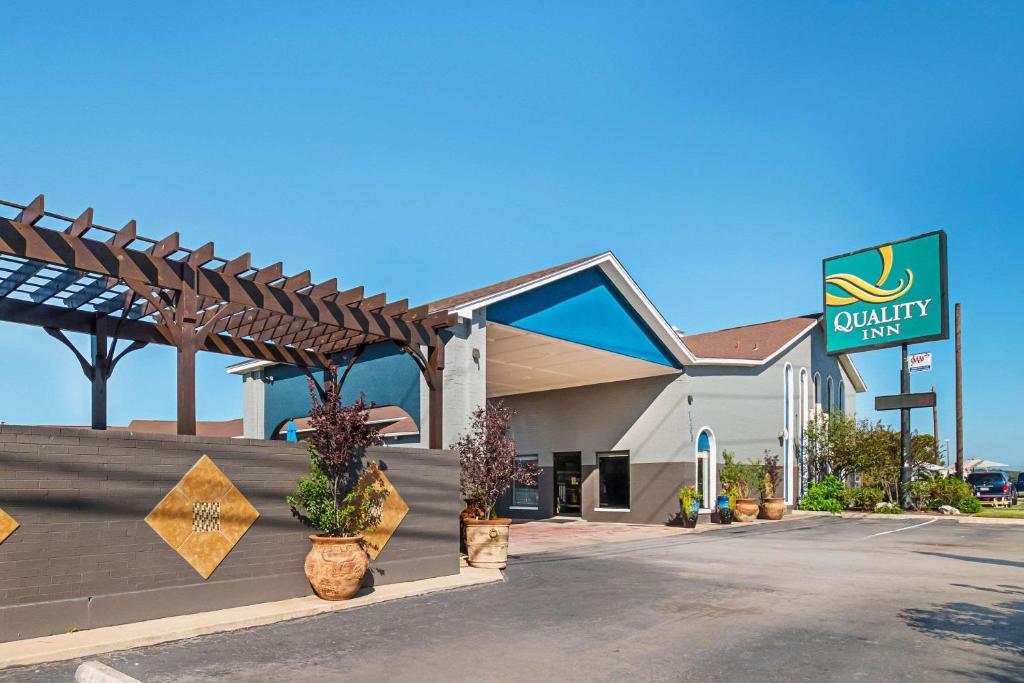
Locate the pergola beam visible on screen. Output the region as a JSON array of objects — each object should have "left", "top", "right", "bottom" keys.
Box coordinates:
[{"left": 0, "top": 215, "right": 438, "bottom": 348}]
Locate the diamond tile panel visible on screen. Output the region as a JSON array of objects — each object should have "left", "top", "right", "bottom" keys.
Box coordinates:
[
  {"left": 0, "top": 507, "right": 18, "bottom": 545},
  {"left": 363, "top": 469, "right": 409, "bottom": 560},
  {"left": 145, "top": 455, "right": 259, "bottom": 579}
]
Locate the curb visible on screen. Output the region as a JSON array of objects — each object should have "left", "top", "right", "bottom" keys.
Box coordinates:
[{"left": 0, "top": 566, "right": 502, "bottom": 670}]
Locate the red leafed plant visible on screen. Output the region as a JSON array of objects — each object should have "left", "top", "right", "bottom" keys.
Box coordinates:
[
  {"left": 287, "top": 365, "right": 387, "bottom": 538},
  {"left": 453, "top": 400, "right": 540, "bottom": 520}
]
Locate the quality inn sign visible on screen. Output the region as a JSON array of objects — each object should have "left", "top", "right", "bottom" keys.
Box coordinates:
[{"left": 823, "top": 231, "right": 948, "bottom": 354}]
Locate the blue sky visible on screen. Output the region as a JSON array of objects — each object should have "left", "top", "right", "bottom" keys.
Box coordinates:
[{"left": 1, "top": 2, "right": 1021, "bottom": 463}]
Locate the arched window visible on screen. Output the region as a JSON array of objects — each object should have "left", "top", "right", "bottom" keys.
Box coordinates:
[
  {"left": 799, "top": 368, "right": 808, "bottom": 499},
  {"left": 695, "top": 428, "right": 716, "bottom": 511},
  {"left": 783, "top": 364, "right": 793, "bottom": 503},
  {"left": 826, "top": 377, "right": 834, "bottom": 413},
  {"left": 813, "top": 372, "right": 821, "bottom": 414},
  {"left": 838, "top": 380, "right": 846, "bottom": 413}
]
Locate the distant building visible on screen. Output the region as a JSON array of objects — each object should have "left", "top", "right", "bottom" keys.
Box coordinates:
[{"left": 229, "top": 253, "right": 864, "bottom": 523}]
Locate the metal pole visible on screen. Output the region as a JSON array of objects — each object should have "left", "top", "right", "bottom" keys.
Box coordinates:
[
  {"left": 955, "top": 303, "right": 964, "bottom": 478},
  {"left": 900, "top": 344, "right": 912, "bottom": 509},
  {"left": 931, "top": 383, "right": 939, "bottom": 465}
]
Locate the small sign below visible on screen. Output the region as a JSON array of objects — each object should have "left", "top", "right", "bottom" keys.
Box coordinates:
[
  {"left": 875, "top": 391, "right": 937, "bottom": 411},
  {"left": 909, "top": 352, "right": 932, "bottom": 373}
]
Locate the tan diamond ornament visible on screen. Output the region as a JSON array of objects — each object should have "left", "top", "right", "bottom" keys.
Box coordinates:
[
  {"left": 145, "top": 455, "right": 259, "bottom": 579},
  {"left": 362, "top": 469, "right": 409, "bottom": 560},
  {"left": 0, "top": 507, "right": 18, "bottom": 545}
]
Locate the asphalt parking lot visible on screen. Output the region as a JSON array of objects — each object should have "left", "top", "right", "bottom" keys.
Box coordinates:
[{"left": 4, "top": 516, "right": 1023, "bottom": 682}]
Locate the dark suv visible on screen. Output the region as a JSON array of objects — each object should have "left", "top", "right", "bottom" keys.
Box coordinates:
[{"left": 967, "top": 471, "right": 1018, "bottom": 506}]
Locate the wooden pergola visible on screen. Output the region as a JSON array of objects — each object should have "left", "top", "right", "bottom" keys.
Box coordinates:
[{"left": 0, "top": 195, "right": 455, "bottom": 447}]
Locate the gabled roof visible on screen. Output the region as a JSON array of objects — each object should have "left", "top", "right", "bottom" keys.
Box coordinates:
[
  {"left": 679, "top": 314, "right": 867, "bottom": 392},
  {"left": 425, "top": 254, "right": 603, "bottom": 314},
  {"left": 425, "top": 252, "right": 697, "bottom": 367},
  {"left": 681, "top": 315, "right": 821, "bottom": 363}
]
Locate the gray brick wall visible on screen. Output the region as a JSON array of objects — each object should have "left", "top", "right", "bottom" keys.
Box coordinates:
[{"left": 0, "top": 425, "right": 460, "bottom": 642}]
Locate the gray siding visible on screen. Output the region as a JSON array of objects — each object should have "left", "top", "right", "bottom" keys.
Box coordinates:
[{"left": 500, "top": 325, "right": 859, "bottom": 524}]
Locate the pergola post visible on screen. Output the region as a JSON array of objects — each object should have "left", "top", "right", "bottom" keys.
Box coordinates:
[
  {"left": 43, "top": 314, "right": 147, "bottom": 431},
  {"left": 176, "top": 271, "right": 198, "bottom": 435},
  {"left": 90, "top": 317, "right": 109, "bottom": 430},
  {"left": 427, "top": 344, "right": 444, "bottom": 450}
]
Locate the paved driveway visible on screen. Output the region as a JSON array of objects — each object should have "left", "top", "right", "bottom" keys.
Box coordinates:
[{"left": 5, "top": 516, "right": 1023, "bottom": 682}]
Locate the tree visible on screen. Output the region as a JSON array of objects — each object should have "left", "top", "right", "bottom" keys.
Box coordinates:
[
  {"left": 805, "top": 410, "right": 943, "bottom": 503},
  {"left": 804, "top": 410, "right": 859, "bottom": 481},
  {"left": 453, "top": 400, "right": 540, "bottom": 520},
  {"left": 287, "top": 365, "right": 388, "bottom": 537}
]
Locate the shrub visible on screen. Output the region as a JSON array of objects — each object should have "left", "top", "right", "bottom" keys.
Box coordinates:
[
  {"left": 875, "top": 503, "right": 904, "bottom": 514},
  {"left": 799, "top": 475, "right": 846, "bottom": 513},
  {"left": 905, "top": 480, "right": 932, "bottom": 511},
  {"left": 843, "top": 486, "right": 884, "bottom": 511},
  {"left": 287, "top": 368, "right": 387, "bottom": 537},
  {"left": 454, "top": 400, "right": 540, "bottom": 520},
  {"left": 957, "top": 496, "right": 981, "bottom": 513},
  {"left": 761, "top": 451, "right": 780, "bottom": 499},
  {"left": 720, "top": 451, "right": 763, "bottom": 499},
  {"left": 679, "top": 485, "right": 700, "bottom": 512},
  {"left": 928, "top": 476, "right": 973, "bottom": 510}
]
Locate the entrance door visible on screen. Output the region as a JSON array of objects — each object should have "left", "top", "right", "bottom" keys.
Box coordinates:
[{"left": 553, "top": 452, "right": 582, "bottom": 515}]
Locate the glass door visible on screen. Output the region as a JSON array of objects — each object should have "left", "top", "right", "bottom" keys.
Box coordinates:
[{"left": 553, "top": 452, "right": 582, "bottom": 515}]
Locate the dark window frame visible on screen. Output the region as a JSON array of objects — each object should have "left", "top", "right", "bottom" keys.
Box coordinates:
[
  {"left": 511, "top": 454, "right": 540, "bottom": 508},
  {"left": 597, "top": 451, "right": 630, "bottom": 510}
]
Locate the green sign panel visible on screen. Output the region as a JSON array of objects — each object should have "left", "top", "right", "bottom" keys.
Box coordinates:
[{"left": 823, "top": 231, "right": 948, "bottom": 354}]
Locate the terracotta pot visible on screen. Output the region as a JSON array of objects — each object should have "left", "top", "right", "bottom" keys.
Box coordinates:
[
  {"left": 734, "top": 498, "right": 760, "bottom": 522},
  {"left": 464, "top": 518, "right": 511, "bottom": 569},
  {"left": 304, "top": 535, "right": 369, "bottom": 601},
  {"left": 761, "top": 497, "right": 785, "bottom": 520},
  {"left": 460, "top": 498, "right": 484, "bottom": 553}
]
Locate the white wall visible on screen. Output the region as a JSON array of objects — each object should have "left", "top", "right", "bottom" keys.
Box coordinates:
[{"left": 440, "top": 309, "right": 487, "bottom": 448}]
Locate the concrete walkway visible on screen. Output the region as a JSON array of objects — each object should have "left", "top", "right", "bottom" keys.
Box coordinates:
[
  {"left": 509, "top": 511, "right": 820, "bottom": 555},
  {"left": 0, "top": 566, "right": 502, "bottom": 670}
]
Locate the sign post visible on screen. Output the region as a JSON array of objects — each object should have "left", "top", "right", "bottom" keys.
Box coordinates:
[{"left": 824, "top": 231, "right": 948, "bottom": 508}]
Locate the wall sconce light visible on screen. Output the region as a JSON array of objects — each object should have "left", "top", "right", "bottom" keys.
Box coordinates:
[
  {"left": 472, "top": 348, "right": 480, "bottom": 361},
  {"left": 687, "top": 395, "right": 694, "bottom": 405}
]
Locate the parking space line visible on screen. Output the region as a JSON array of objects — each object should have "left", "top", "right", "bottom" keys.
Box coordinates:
[{"left": 860, "top": 517, "right": 937, "bottom": 539}]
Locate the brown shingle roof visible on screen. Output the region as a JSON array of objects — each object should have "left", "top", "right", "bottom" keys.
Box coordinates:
[
  {"left": 56, "top": 419, "right": 246, "bottom": 437},
  {"left": 680, "top": 315, "right": 820, "bottom": 361},
  {"left": 425, "top": 253, "right": 606, "bottom": 313}
]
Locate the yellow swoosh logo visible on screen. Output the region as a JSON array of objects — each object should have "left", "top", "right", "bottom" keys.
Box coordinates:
[{"left": 826, "top": 244, "right": 913, "bottom": 306}]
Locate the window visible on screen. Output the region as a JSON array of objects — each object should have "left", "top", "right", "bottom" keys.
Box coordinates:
[
  {"left": 597, "top": 451, "right": 630, "bottom": 509},
  {"left": 798, "top": 369, "right": 808, "bottom": 499},
  {"left": 813, "top": 372, "right": 821, "bottom": 413},
  {"left": 783, "top": 364, "right": 793, "bottom": 502},
  {"left": 838, "top": 380, "right": 846, "bottom": 413},
  {"left": 511, "top": 455, "right": 539, "bottom": 508},
  {"left": 826, "top": 377, "right": 834, "bottom": 413},
  {"left": 696, "top": 430, "right": 715, "bottom": 510}
]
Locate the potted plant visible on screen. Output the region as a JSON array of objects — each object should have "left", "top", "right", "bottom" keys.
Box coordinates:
[
  {"left": 721, "top": 451, "right": 760, "bottom": 522},
  {"left": 287, "top": 367, "right": 388, "bottom": 600},
  {"left": 760, "top": 451, "right": 785, "bottom": 520},
  {"left": 716, "top": 482, "right": 735, "bottom": 524},
  {"left": 678, "top": 485, "right": 700, "bottom": 528},
  {"left": 453, "top": 400, "right": 540, "bottom": 569}
]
